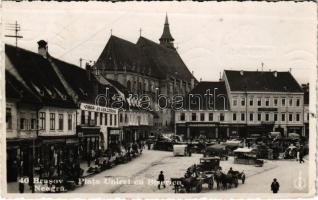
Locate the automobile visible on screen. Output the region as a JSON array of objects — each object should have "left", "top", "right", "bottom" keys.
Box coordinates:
[{"left": 197, "top": 157, "right": 221, "bottom": 172}]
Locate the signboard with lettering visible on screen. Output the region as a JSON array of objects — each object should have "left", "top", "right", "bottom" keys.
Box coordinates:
[{"left": 80, "top": 103, "right": 118, "bottom": 114}]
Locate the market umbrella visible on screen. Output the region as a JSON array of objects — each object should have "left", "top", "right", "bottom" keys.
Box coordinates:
[{"left": 288, "top": 133, "right": 300, "bottom": 138}]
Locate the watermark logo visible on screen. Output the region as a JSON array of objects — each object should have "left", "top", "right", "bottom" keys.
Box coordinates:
[{"left": 293, "top": 171, "right": 306, "bottom": 191}]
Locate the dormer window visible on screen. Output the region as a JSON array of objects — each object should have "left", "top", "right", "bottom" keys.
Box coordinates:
[
  {"left": 79, "top": 88, "right": 88, "bottom": 97},
  {"left": 32, "top": 83, "right": 44, "bottom": 96}
]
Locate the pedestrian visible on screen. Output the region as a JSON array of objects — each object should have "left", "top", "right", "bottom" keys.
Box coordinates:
[
  {"left": 271, "top": 178, "right": 280, "bottom": 193},
  {"left": 19, "top": 181, "right": 24, "bottom": 193},
  {"left": 296, "top": 150, "right": 300, "bottom": 162},
  {"left": 157, "top": 171, "right": 166, "bottom": 189},
  {"left": 299, "top": 150, "right": 305, "bottom": 164}
]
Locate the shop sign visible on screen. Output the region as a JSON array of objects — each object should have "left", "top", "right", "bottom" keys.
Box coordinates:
[
  {"left": 110, "top": 130, "right": 120, "bottom": 135},
  {"left": 258, "top": 107, "right": 278, "bottom": 112},
  {"left": 80, "top": 103, "right": 117, "bottom": 114}
]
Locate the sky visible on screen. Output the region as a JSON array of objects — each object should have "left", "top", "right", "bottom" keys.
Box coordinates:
[{"left": 2, "top": 1, "right": 317, "bottom": 84}]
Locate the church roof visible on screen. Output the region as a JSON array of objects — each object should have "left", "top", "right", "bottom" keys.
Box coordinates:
[
  {"left": 159, "top": 14, "right": 174, "bottom": 42},
  {"left": 95, "top": 35, "right": 196, "bottom": 83},
  {"left": 137, "top": 37, "right": 195, "bottom": 82},
  {"left": 5, "top": 44, "right": 77, "bottom": 108},
  {"left": 224, "top": 70, "right": 303, "bottom": 93},
  {"left": 94, "top": 35, "right": 161, "bottom": 79}
]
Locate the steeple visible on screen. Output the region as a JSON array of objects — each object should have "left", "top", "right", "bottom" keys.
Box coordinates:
[{"left": 159, "top": 13, "right": 175, "bottom": 50}]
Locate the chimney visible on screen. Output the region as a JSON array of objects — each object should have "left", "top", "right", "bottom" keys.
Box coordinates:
[
  {"left": 86, "top": 63, "right": 92, "bottom": 81},
  {"left": 37, "top": 40, "right": 48, "bottom": 58}
]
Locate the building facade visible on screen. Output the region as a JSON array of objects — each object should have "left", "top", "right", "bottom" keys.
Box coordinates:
[
  {"left": 175, "top": 70, "right": 307, "bottom": 139},
  {"left": 94, "top": 14, "right": 197, "bottom": 133}
]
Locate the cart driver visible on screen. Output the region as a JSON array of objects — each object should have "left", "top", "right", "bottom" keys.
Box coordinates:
[{"left": 228, "top": 167, "right": 234, "bottom": 175}]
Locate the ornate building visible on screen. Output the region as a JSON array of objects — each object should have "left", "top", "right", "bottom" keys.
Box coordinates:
[
  {"left": 94, "top": 14, "right": 197, "bottom": 132},
  {"left": 175, "top": 70, "right": 307, "bottom": 139}
]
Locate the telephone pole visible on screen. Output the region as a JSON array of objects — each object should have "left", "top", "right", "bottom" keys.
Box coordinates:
[{"left": 5, "top": 21, "right": 23, "bottom": 47}]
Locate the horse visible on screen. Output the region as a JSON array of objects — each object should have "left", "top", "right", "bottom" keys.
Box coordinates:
[
  {"left": 214, "top": 172, "right": 238, "bottom": 190},
  {"left": 231, "top": 170, "right": 246, "bottom": 184},
  {"left": 181, "top": 177, "right": 203, "bottom": 193}
]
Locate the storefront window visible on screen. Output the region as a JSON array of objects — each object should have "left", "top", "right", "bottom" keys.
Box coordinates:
[{"left": 50, "top": 113, "right": 55, "bottom": 130}]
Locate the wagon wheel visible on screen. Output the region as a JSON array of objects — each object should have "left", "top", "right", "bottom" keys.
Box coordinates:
[{"left": 208, "top": 178, "right": 213, "bottom": 190}]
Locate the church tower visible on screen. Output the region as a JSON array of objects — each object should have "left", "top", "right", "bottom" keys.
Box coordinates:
[{"left": 159, "top": 13, "right": 175, "bottom": 50}]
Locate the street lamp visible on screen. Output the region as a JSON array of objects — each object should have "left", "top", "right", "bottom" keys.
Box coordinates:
[{"left": 213, "top": 88, "right": 218, "bottom": 111}]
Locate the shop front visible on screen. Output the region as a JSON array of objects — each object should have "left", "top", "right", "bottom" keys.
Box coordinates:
[
  {"left": 38, "top": 136, "right": 80, "bottom": 179},
  {"left": 77, "top": 126, "right": 100, "bottom": 161},
  {"left": 6, "top": 138, "right": 40, "bottom": 182}
]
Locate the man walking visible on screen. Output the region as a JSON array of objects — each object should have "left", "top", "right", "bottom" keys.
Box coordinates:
[
  {"left": 157, "top": 171, "right": 166, "bottom": 189},
  {"left": 299, "top": 147, "right": 305, "bottom": 163},
  {"left": 271, "top": 178, "right": 280, "bottom": 193}
]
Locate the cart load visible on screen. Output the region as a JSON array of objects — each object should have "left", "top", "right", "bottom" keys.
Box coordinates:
[{"left": 205, "top": 144, "right": 228, "bottom": 160}]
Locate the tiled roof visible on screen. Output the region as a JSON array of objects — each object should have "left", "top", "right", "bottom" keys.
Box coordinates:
[
  {"left": 137, "top": 37, "right": 195, "bottom": 82},
  {"left": 224, "top": 70, "right": 303, "bottom": 93},
  {"left": 185, "top": 81, "right": 229, "bottom": 110},
  {"left": 94, "top": 35, "right": 196, "bottom": 83},
  {"left": 6, "top": 70, "right": 41, "bottom": 105},
  {"left": 94, "top": 35, "right": 161, "bottom": 79},
  {"left": 52, "top": 58, "right": 98, "bottom": 104},
  {"left": 5, "top": 44, "right": 77, "bottom": 108}
]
